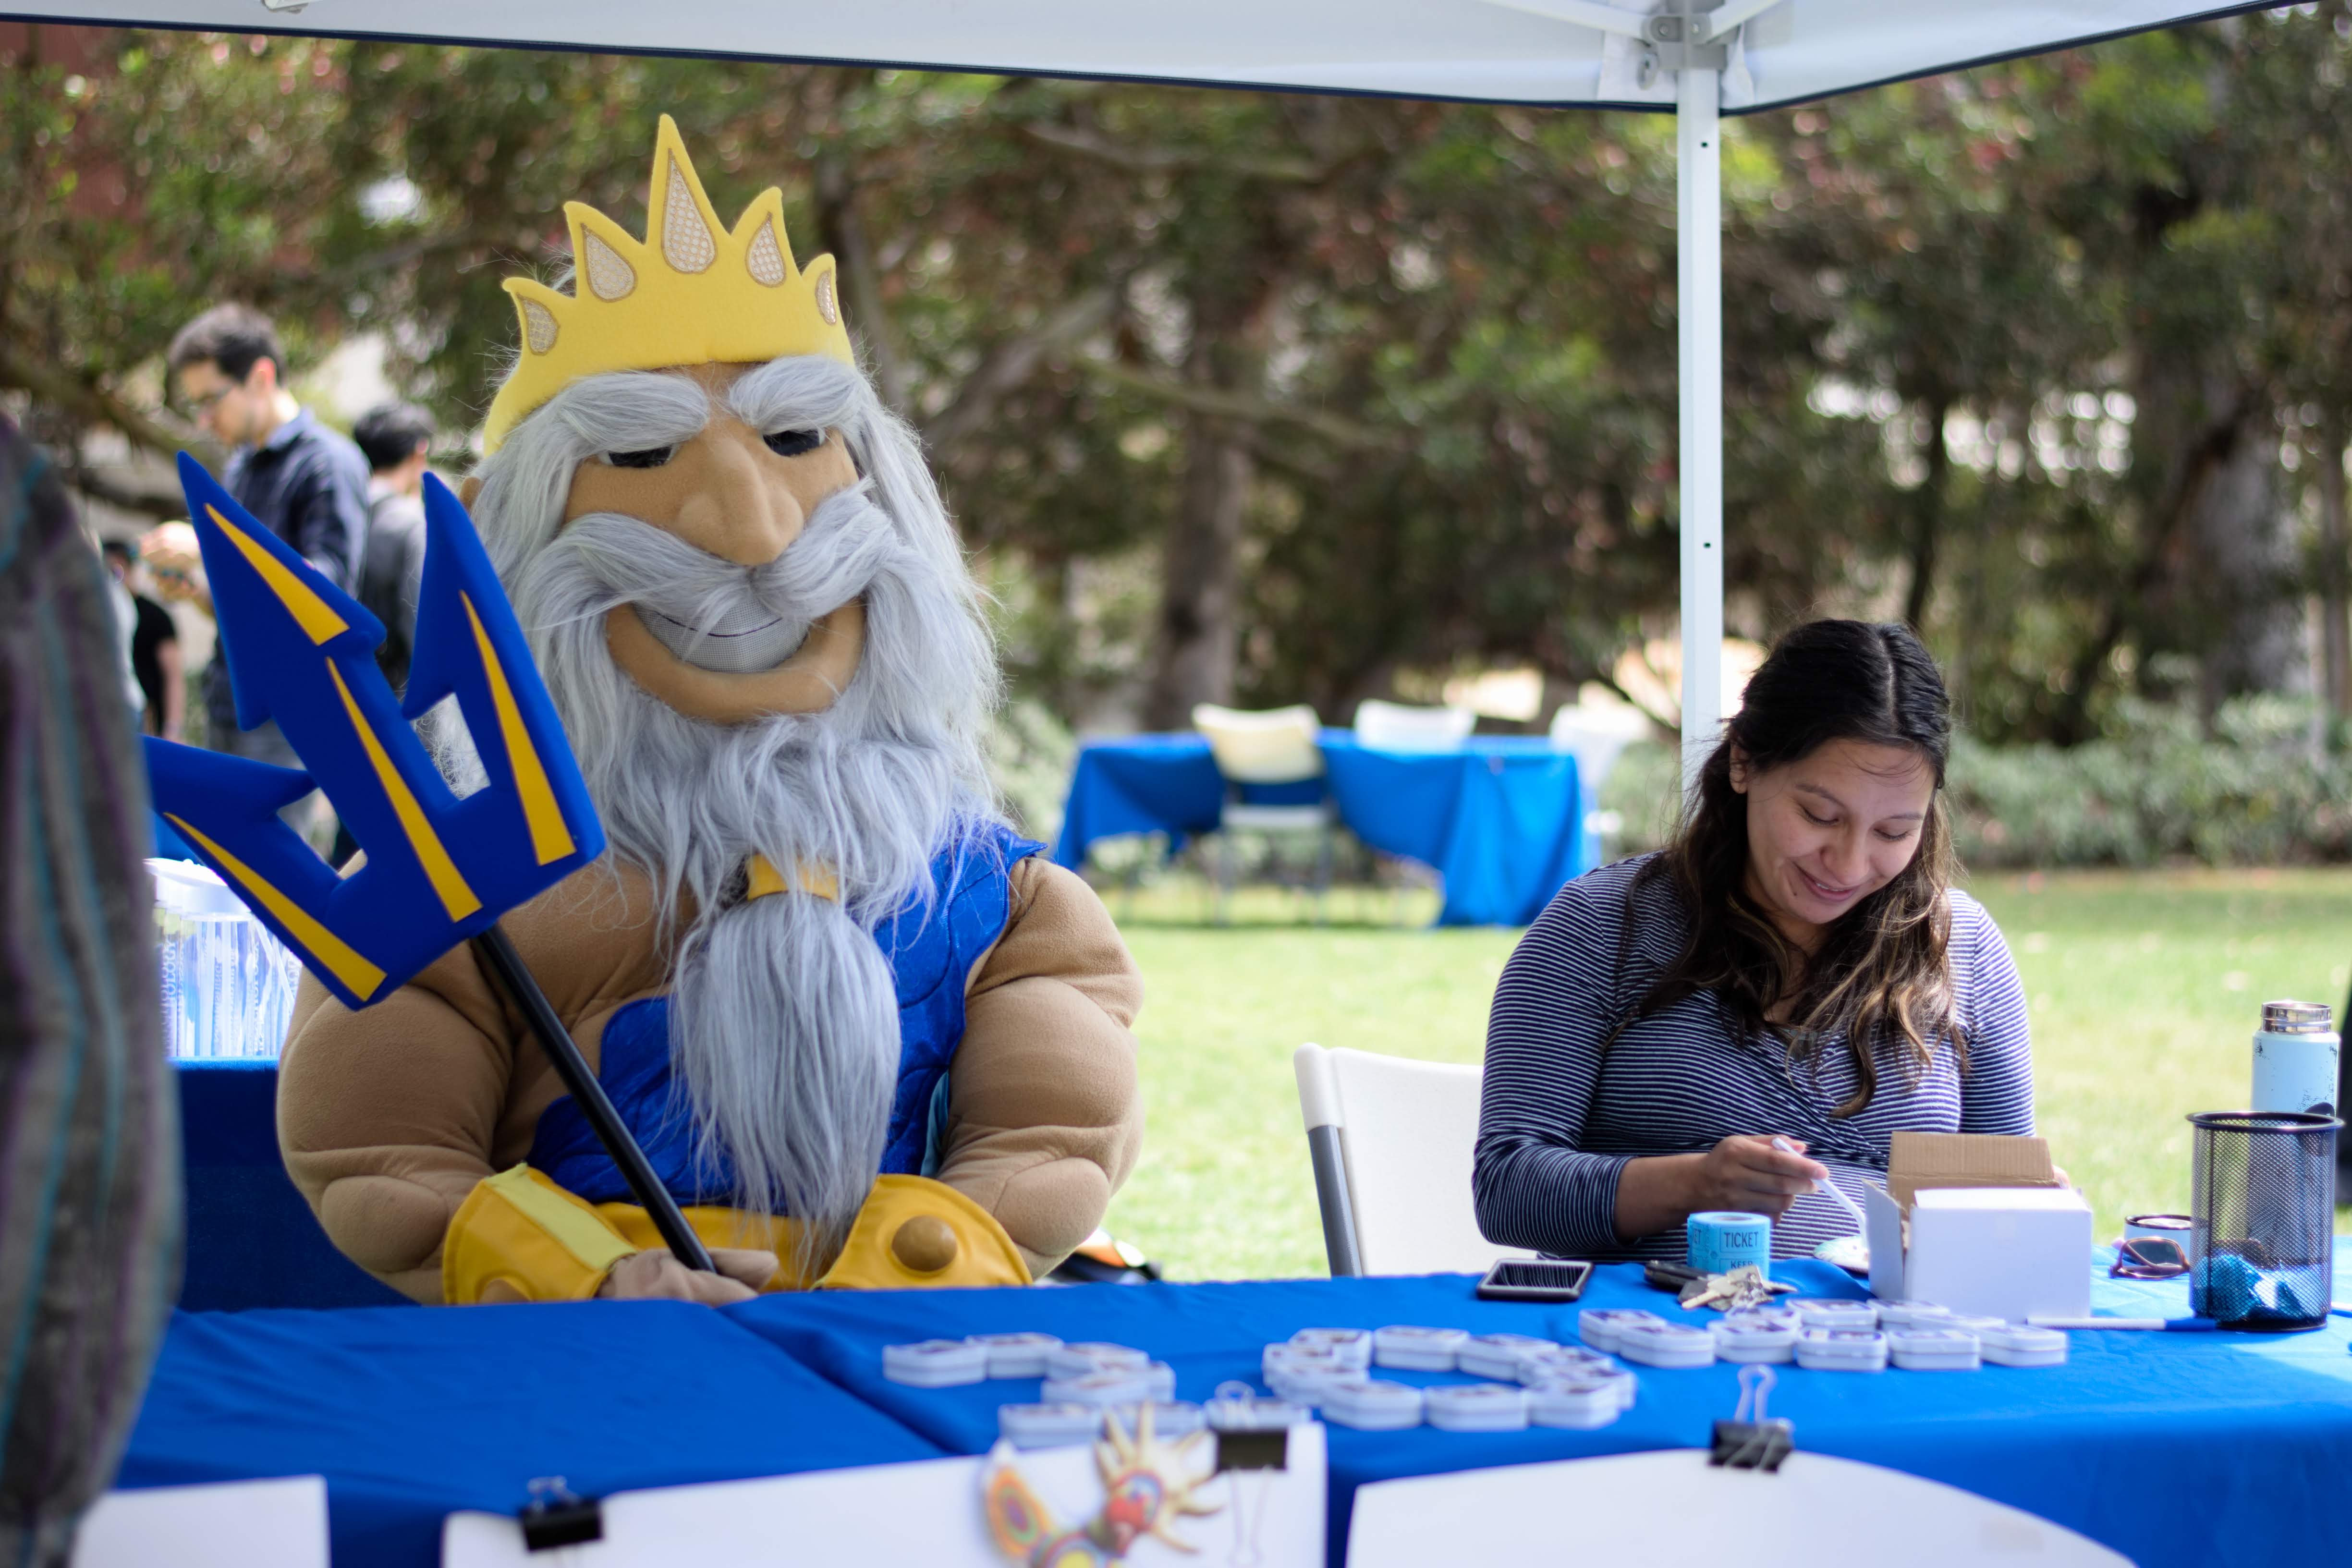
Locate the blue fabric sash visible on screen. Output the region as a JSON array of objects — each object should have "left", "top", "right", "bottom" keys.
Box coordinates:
[{"left": 528, "top": 822, "right": 1041, "bottom": 1206}]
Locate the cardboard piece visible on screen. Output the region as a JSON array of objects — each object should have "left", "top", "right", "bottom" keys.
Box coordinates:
[{"left": 1866, "top": 1133, "right": 2091, "bottom": 1321}]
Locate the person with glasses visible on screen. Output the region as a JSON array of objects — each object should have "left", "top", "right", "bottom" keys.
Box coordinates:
[{"left": 160, "top": 306, "right": 370, "bottom": 815}]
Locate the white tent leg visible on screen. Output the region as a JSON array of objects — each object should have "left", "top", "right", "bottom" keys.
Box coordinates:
[{"left": 1677, "top": 65, "right": 1725, "bottom": 794}]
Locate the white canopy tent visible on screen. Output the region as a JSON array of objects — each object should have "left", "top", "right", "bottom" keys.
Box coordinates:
[{"left": 22, "top": 0, "right": 2281, "bottom": 778}]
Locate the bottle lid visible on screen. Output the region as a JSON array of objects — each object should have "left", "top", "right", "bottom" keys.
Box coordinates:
[{"left": 2262, "top": 1000, "right": 2333, "bottom": 1035}]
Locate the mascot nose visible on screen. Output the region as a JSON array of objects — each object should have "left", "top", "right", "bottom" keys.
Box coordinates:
[{"left": 673, "top": 425, "right": 807, "bottom": 567}]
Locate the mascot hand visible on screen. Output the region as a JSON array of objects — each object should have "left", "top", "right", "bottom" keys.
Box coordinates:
[{"left": 597, "top": 1246, "right": 779, "bottom": 1304}]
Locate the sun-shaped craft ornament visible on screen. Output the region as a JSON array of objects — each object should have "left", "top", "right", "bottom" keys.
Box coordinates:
[{"left": 984, "top": 1404, "right": 1222, "bottom": 1566}]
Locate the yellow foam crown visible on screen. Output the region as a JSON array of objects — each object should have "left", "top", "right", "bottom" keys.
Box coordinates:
[{"left": 481, "top": 115, "right": 854, "bottom": 454}]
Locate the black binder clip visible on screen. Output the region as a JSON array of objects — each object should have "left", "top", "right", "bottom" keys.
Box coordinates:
[
  {"left": 1205, "top": 1383, "right": 1297, "bottom": 1474},
  {"left": 1708, "top": 1365, "right": 1794, "bottom": 1473},
  {"left": 521, "top": 1476, "right": 604, "bottom": 1552}
]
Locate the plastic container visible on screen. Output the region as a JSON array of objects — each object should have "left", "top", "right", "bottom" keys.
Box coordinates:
[
  {"left": 1320, "top": 1379, "right": 1425, "bottom": 1431},
  {"left": 1133, "top": 1400, "right": 1205, "bottom": 1437},
  {"left": 1526, "top": 1375, "right": 1621, "bottom": 1429},
  {"left": 1045, "top": 1342, "right": 1149, "bottom": 1380},
  {"left": 1576, "top": 1309, "right": 1663, "bottom": 1354},
  {"left": 1873, "top": 1301, "right": 1953, "bottom": 1331},
  {"left": 1042, "top": 1367, "right": 1153, "bottom": 1407},
  {"left": 1614, "top": 1322, "right": 1716, "bottom": 1370},
  {"left": 1978, "top": 1324, "right": 2068, "bottom": 1368},
  {"left": 1289, "top": 1328, "right": 1374, "bottom": 1370},
  {"left": 1372, "top": 1325, "right": 1468, "bottom": 1372},
  {"left": 1888, "top": 1327, "right": 1980, "bottom": 1371},
  {"left": 1425, "top": 1383, "right": 1530, "bottom": 1433},
  {"left": 999, "top": 1402, "right": 1102, "bottom": 1447},
  {"left": 1146, "top": 1361, "right": 1177, "bottom": 1401},
  {"left": 1513, "top": 1344, "right": 1618, "bottom": 1385},
  {"left": 967, "top": 1333, "right": 1061, "bottom": 1379},
  {"left": 884, "top": 1339, "right": 989, "bottom": 1387},
  {"left": 1793, "top": 1329, "right": 1888, "bottom": 1372},
  {"left": 1456, "top": 1333, "right": 1556, "bottom": 1380},
  {"left": 1791, "top": 1299, "right": 1878, "bottom": 1333},
  {"left": 1712, "top": 1317, "right": 1797, "bottom": 1365},
  {"left": 2189, "top": 1109, "right": 2342, "bottom": 1333}
]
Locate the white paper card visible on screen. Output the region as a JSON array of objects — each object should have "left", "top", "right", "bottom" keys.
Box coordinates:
[
  {"left": 72, "top": 1475, "right": 329, "bottom": 1568},
  {"left": 443, "top": 1422, "right": 1325, "bottom": 1568},
  {"left": 1346, "top": 1449, "right": 2127, "bottom": 1568}
]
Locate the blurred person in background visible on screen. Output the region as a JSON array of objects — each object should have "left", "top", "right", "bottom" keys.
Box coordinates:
[
  {"left": 158, "top": 304, "right": 370, "bottom": 839},
  {"left": 100, "top": 539, "right": 182, "bottom": 740},
  {"left": 350, "top": 401, "right": 434, "bottom": 698}
]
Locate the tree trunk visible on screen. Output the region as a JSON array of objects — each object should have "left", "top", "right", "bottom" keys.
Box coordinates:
[
  {"left": 1141, "top": 277, "right": 1273, "bottom": 729},
  {"left": 2187, "top": 409, "right": 2302, "bottom": 712},
  {"left": 1902, "top": 396, "right": 1950, "bottom": 632},
  {"left": 2317, "top": 413, "right": 2351, "bottom": 723}
]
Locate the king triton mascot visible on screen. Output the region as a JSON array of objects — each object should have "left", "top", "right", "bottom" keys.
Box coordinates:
[{"left": 278, "top": 119, "right": 1145, "bottom": 1304}]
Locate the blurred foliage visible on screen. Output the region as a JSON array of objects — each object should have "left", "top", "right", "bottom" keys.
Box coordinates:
[{"left": 8, "top": 10, "right": 2352, "bottom": 751}]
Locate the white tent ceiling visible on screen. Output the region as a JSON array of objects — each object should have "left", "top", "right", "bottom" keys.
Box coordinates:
[
  {"left": 12, "top": 0, "right": 2283, "bottom": 773},
  {"left": 5, "top": 1, "right": 2275, "bottom": 111}
]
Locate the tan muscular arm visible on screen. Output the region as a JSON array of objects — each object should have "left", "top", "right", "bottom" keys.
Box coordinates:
[
  {"left": 938, "top": 857, "right": 1143, "bottom": 1277},
  {"left": 278, "top": 953, "right": 515, "bottom": 1303}
]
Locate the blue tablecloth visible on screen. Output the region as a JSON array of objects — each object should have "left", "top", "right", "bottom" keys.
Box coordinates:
[
  {"left": 731, "top": 1258, "right": 2352, "bottom": 1568},
  {"left": 177, "top": 1060, "right": 409, "bottom": 1311},
  {"left": 1052, "top": 731, "right": 1593, "bottom": 925},
  {"left": 118, "top": 1303, "right": 945, "bottom": 1567}
]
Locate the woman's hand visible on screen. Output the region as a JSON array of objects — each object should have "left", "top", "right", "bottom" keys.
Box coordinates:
[
  {"left": 596, "top": 1247, "right": 779, "bottom": 1304},
  {"left": 1612, "top": 1136, "right": 1829, "bottom": 1240},
  {"left": 1684, "top": 1135, "right": 1828, "bottom": 1217}
]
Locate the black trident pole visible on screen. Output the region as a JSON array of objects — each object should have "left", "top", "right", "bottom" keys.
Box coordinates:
[{"left": 472, "top": 924, "right": 717, "bottom": 1274}]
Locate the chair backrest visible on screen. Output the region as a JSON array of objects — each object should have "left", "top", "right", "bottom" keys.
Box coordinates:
[
  {"left": 1293, "top": 1043, "right": 1533, "bottom": 1276},
  {"left": 1546, "top": 702, "right": 1653, "bottom": 795},
  {"left": 1352, "top": 699, "right": 1476, "bottom": 753},
  {"left": 1192, "top": 703, "right": 1324, "bottom": 783}
]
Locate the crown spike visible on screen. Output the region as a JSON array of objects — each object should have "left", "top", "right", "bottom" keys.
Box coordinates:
[
  {"left": 746, "top": 219, "right": 787, "bottom": 287},
  {"left": 581, "top": 230, "right": 637, "bottom": 301}
]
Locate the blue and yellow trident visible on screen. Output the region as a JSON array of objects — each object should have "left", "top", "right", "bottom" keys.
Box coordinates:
[
  {"left": 147, "top": 454, "right": 717, "bottom": 1273},
  {"left": 146, "top": 453, "right": 604, "bottom": 1008}
]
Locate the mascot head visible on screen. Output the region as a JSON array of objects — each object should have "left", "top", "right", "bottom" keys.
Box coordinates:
[{"left": 465, "top": 118, "right": 998, "bottom": 1267}]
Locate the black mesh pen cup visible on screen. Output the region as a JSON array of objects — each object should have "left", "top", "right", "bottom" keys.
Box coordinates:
[{"left": 2188, "top": 1111, "right": 2341, "bottom": 1332}]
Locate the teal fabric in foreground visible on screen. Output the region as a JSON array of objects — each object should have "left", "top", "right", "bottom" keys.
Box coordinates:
[{"left": 731, "top": 1255, "right": 2352, "bottom": 1568}]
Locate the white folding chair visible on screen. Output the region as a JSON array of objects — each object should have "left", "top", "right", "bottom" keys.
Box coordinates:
[
  {"left": 1351, "top": 698, "right": 1475, "bottom": 752},
  {"left": 1292, "top": 1043, "right": 1535, "bottom": 1277},
  {"left": 1192, "top": 703, "right": 1335, "bottom": 923},
  {"left": 1548, "top": 699, "right": 1656, "bottom": 854}
]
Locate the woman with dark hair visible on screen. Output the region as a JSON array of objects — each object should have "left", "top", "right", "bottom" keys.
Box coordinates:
[{"left": 1474, "top": 620, "right": 2031, "bottom": 1261}]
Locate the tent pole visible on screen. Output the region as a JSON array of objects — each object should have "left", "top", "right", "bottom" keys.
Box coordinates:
[{"left": 1676, "top": 63, "right": 1725, "bottom": 793}]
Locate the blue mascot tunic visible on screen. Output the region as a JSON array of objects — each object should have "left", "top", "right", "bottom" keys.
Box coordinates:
[{"left": 528, "top": 821, "right": 1042, "bottom": 1207}]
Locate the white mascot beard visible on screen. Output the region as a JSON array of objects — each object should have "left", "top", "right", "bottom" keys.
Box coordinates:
[{"left": 473, "top": 365, "right": 998, "bottom": 1272}]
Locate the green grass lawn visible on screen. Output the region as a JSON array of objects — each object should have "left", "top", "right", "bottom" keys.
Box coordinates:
[{"left": 1096, "top": 868, "right": 2352, "bottom": 1282}]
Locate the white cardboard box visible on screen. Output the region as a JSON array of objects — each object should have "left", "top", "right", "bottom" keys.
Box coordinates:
[{"left": 1864, "top": 1131, "right": 2092, "bottom": 1322}]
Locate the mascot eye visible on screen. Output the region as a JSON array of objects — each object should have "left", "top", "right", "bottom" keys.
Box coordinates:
[
  {"left": 763, "top": 429, "right": 824, "bottom": 459},
  {"left": 604, "top": 446, "right": 676, "bottom": 469}
]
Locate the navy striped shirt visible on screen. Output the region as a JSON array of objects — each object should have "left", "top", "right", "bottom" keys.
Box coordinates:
[{"left": 1474, "top": 853, "right": 2033, "bottom": 1261}]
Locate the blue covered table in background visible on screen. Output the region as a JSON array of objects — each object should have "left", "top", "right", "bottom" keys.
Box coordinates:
[{"left": 1052, "top": 731, "right": 1593, "bottom": 925}]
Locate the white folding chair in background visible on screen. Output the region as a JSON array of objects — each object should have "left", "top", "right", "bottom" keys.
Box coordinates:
[
  {"left": 1292, "top": 1043, "right": 1534, "bottom": 1277},
  {"left": 1548, "top": 699, "right": 1656, "bottom": 855},
  {"left": 1191, "top": 702, "right": 1335, "bottom": 924},
  {"left": 1351, "top": 698, "right": 1476, "bottom": 752}
]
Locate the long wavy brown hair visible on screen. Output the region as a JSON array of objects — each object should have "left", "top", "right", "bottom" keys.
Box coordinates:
[{"left": 1618, "top": 620, "right": 1961, "bottom": 1118}]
